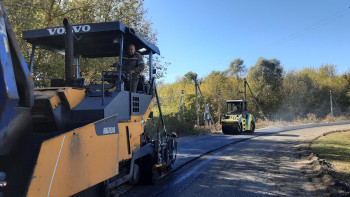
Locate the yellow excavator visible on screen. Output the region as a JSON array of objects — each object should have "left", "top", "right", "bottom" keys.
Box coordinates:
[{"left": 0, "top": 2, "right": 176, "bottom": 196}]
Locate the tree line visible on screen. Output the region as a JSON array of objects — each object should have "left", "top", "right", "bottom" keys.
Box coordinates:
[{"left": 156, "top": 57, "right": 350, "bottom": 127}]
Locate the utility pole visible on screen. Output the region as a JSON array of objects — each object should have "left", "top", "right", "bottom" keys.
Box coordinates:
[
  {"left": 245, "top": 79, "right": 266, "bottom": 119},
  {"left": 244, "top": 79, "right": 247, "bottom": 101},
  {"left": 217, "top": 91, "right": 221, "bottom": 123},
  {"left": 195, "top": 79, "right": 200, "bottom": 127},
  {"left": 332, "top": 94, "right": 342, "bottom": 116},
  {"left": 178, "top": 90, "right": 185, "bottom": 114},
  {"left": 181, "top": 90, "right": 185, "bottom": 114},
  {"left": 330, "top": 90, "right": 334, "bottom": 117},
  {"left": 197, "top": 85, "right": 215, "bottom": 125}
]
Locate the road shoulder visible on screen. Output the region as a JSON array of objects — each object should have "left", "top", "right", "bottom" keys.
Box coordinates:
[{"left": 301, "top": 129, "right": 350, "bottom": 196}]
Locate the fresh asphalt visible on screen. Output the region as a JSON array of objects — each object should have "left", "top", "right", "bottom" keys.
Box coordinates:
[
  {"left": 120, "top": 121, "right": 350, "bottom": 197},
  {"left": 173, "top": 121, "right": 350, "bottom": 171}
]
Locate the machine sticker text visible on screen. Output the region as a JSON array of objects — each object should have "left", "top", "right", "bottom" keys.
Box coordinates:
[
  {"left": 94, "top": 115, "right": 119, "bottom": 136},
  {"left": 103, "top": 127, "right": 116, "bottom": 134}
]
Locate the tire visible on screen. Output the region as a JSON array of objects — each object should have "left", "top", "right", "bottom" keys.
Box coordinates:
[
  {"left": 222, "top": 128, "right": 229, "bottom": 135},
  {"left": 237, "top": 123, "right": 242, "bottom": 134},
  {"left": 130, "top": 163, "right": 140, "bottom": 185},
  {"left": 250, "top": 121, "right": 255, "bottom": 133},
  {"left": 222, "top": 125, "right": 231, "bottom": 135}
]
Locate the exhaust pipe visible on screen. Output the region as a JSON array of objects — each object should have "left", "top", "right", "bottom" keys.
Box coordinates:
[{"left": 63, "top": 18, "right": 74, "bottom": 86}]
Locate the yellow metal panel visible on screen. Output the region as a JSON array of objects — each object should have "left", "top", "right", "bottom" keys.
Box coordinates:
[
  {"left": 27, "top": 97, "right": 155, "bottom": 197},
  {"left": 116, "top": 100, "right": 154, "bottom": 159},
  {"left": 130, "top": 116, "right": 143, "bottom": 152},
  {"left": 117, "top": 115, "right": 143, "bottom": 159},
  {"left": 130, "top": 136, "right": 141, "bottom": 153},
  {"left": 142, "top": 98, "right": 155, "bottom": 122},
  {"left": 27, "top": 122, "right": 120, "bottom": 197},
  {"left": 117, "top": 124, "right": 130, "bottom": 161},
  {"left": 49, "top": 94, "right": 61, "bottom": 110},
  {"left": 34, "top": 88, "right": 63, "bottom": 110},
  {"left": 58, "top": 88, "right": 86, "bottom": 109}
]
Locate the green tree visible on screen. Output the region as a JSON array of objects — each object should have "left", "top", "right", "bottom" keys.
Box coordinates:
[
  {"left": 200, "top": 71, "right": 236, "bottom": 123},
  {"left": 342, "top": 72, "right": 350, "bottom": 111},
  {"left": 279, "top": 71, "right": 322, "bottom": 120},
  {"left": 246, "top": 57, "right": 284, "bottom": 119},
  {"left": 184, "top": 71, "right": 198, "bottom": 82},
  {"left": 226, "top": 58, "right": 246, "bottom": 78},
  {"left": 298, "top": 65, "right": 349, "bottom": 117}
]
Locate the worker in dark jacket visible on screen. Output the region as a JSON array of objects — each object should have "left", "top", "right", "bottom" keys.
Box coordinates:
[{"left": 123, "top": 44, "right": 145, "bottom": 92}]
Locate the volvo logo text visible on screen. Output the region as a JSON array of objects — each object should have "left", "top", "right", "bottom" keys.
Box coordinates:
[{"left": 47, "top": 25, "right": 91, "bottom": 35}]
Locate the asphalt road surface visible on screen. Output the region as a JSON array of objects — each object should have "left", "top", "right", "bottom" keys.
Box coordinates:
[{"left": 121, "top": 122, "right": 350, "bottom": 197}]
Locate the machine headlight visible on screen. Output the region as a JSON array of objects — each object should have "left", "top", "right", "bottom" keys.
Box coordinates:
[{"left": 0, "top": 172, "right": 6, "bottom": 188}]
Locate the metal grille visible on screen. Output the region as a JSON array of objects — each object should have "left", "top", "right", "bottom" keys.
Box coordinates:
[{"left": 132, "top": 97, "right": 139, "bottom": 112}]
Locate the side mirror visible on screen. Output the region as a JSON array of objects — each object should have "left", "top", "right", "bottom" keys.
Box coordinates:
[{"left": 153, "top": 69, "right": 156, "bottom": 74}]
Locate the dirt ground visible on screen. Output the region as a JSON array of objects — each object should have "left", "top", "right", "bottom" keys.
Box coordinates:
[{"left": 301, "top": 130, "right": 350, "bottom": 196}]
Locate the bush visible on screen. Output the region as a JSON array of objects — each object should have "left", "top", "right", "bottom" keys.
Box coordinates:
[{"left": 145, "top": 110, "right": 198, "bottom": 139}]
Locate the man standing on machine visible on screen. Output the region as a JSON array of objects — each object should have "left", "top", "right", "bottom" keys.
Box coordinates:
[{"left": 122, "top": 43, "right": 145, "bottom": 92}]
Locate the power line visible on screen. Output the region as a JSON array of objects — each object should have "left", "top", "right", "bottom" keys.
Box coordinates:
[{"left": 242, "top": 8, "right": 349, "bottom": 58}]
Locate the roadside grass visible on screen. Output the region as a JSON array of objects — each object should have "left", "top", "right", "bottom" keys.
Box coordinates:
[
  {"left": 311, "top": 131, "right": 350, "bottom": 175},
  {"left": 144, "top": 116, "right": 213, "bottom": 140},
  {"left": 177, "top": 127, "right": 211, "bottom": 137}
]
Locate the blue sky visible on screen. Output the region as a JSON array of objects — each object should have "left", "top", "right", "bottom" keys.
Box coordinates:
[{"left": 143, "top": 0, "right": 350, "bottom": 83}]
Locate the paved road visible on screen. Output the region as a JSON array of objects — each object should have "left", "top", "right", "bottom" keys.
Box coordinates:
[{"left": 121, "top": 122, "right": 350, "bottom": 197}]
